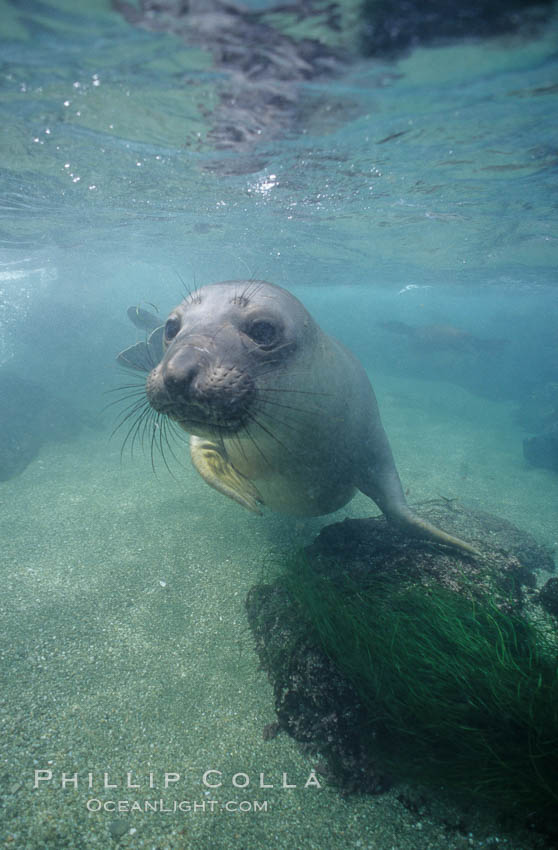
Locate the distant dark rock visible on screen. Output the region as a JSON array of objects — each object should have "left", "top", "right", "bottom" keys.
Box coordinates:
[
  {"left": 360, "top": 0, "right": 554, "bottom": 57},
  {"left": 516, "top": 382, "right": 558, "bottom": 433},
  {"left": 379, "top": 320, "right": 508, "bottom": 355},
  {"left": 523, "top": 424, "right": 558, "bottom": 474},
  {"left": 0, "top": 370, "right": 95, "bottom": 481}
]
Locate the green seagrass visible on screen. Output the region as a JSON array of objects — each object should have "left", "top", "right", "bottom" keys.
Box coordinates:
[{"left": 282, "top": 552, "right": 558, "bottom": 817}]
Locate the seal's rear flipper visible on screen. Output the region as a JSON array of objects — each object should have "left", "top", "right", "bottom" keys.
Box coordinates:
[
  {"left": 389, "top": 507, "right": 480, "bottom": 556},
  {"left": 357, "top": 447, "right": 478, "bottom": 556}
]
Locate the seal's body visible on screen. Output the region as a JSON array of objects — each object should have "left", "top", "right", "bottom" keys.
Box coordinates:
[{"left": 120, "top": 280, "right": 476, "bottom": 554}]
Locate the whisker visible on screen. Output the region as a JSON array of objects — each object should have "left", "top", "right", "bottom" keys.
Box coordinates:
[
  {"left": 180, "top": 273, "right": 202, "bottom": 306},
  {"left": 150, "top": 415, "right": 161, "bottom": 474},
  {"left": 258, "top": 386, "right": 332, "bottom": 397},
  {"left": 241, "top": 279, "right": 264, "bottom": 302},
  {"left": 105, "top": 386, "right": 146, "bottom": 399},
  {"left": 102, "top": 379, "right": 147, "bottom": 413},
  {"left": 120, "top": 405, "right": 153, "bottom": 460},
  {"left": 161, "top": 417, "right": 187, "bottom": 468},
  {"left": 246, "top": 412, "right": 311, "bottom": 471},
  {"left": 255, "top": 407, "right": 309, "bottom": 435},
  {"left": 102, "top": 392, "right": 146, "bottom": 415},
  {"left": 139, "top": 405, "right": 157, "bottom": 451},
  {"left": 240, "top": 420, "right": 273, "bottom": 469},
  {"left": 160, "top": 418, "right": 176, "bottom": 470},
  {"left": 157, "top": 416, "right": 176, "bottom": 478},
  {"left": 257, "top": 396, "right": 320, "bottom": 417},
  {"left": 104, "top": 382, "right": 146, "bottom": 394},
  {"left": 107, "top": 373, "right": 190, "bottom": 478},
  {"left": 175, "top": 269, "right": 192, "bottom": 302},
  {"left": 111, "top": 398, "right": 151, "bottom": 439},
  {"left": 256, "top": 365, "right": 320, "bottom": 383},
  {"left": 232, "top": 429, "right": 248, "bottom": 462},
  {"left": 245, "top": 411, "right": 297, "bottom": 460},
  {"left": 131, "top": 406, "right": 154, "bottom": 457}
]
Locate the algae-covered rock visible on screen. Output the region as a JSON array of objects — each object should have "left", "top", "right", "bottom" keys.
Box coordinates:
[
  {"left": 246, "top": 504, "right": 558, "bottom": 833},
  {"left": 539, "top": 576, "right": 558, "bottom": 619},
  {"left": 247, "top": 580, "right": 388, "bottom": 794},
  {"left": 305, "top": 502, "right": 553, "bottom": 605}
]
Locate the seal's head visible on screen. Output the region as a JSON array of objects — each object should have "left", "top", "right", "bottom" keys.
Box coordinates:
[{"left": 146, "top": 280, "right": 315, "bottom": 437}]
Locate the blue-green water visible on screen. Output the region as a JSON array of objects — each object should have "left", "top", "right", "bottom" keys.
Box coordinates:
[{"left": 1, "top": 1, "right": 558, "bottom": 847}]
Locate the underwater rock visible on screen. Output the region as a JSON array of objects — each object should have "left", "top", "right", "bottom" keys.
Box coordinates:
[
  {"left": 360, "top": 0, "right": 555, "bottom": 56},
  {"left": 247, "top": 580, "right": 389, "bottom": 794},
  {"left": 523, "top": 424, "right": 558, "bottom": 474},
  {"left": 246, "top": 503, "right": 557, "bottom": 816},
  {"left": 379, "top": 320, "right": 508, "bottom": 355},
  {"left": 539, "top": 576, "right": 558, "bottom": 619},
  {"left": 305, "top": 501, "right": 553, "bottom": 603},
  {"left": 516, "top": 382, "right": 558, "bottom": 433},
  {"left": 0, "top": 370, "right": 93, "bottom": 481}
]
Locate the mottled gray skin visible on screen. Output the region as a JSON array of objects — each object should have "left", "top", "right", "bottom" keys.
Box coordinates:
[{"left": 143, "top": 280, "right": 476, "bottom": 554}]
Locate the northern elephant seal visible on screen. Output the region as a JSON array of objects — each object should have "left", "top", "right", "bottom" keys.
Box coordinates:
[{"left": 118, "top": 280, "right": 476, "bottom": 555}]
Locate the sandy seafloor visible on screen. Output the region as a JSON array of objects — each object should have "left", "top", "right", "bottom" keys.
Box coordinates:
[{"left": 1, "top": 368, "right": 557, "bottom": 850}]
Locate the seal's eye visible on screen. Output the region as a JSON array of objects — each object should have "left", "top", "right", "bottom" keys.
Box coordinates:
[
  {"left": 248, "top": 320, "right": 278, "bottom": 347},
  {"left": 165, "top": 315, "right": 180, "bottom": 341}
]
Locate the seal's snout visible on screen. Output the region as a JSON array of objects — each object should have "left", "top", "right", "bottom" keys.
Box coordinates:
[
  {"left": 145, "top": 344, "right": 201, "bottom": 417},
  {"left": 162, "top": 347, "right": 200, "bottom": 397},
  {"left": 147, "top": 337, "right": 256, "bottom": 434}
]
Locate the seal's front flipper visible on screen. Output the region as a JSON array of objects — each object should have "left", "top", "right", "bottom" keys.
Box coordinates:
[
  {"left": 117, "top": 326, "right": 164, "bottom": 373},
  {"left": 127, "top": 305, "right": 161, "bottom": 332},
  {"left": 190, "top": 436, "right": 263, "bottom": 514},
  {"left": 116, "top": 341, "right": 154, "bottom": 372}
]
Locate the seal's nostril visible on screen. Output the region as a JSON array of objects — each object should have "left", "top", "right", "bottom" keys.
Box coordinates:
[
  {"left": 163, "top": 366, "right": 196, "bottom": 395},
  {"left": 162, "top": 341, "right": 209, "bottom": 396}
]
